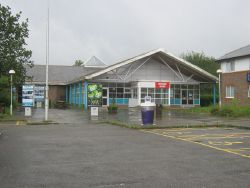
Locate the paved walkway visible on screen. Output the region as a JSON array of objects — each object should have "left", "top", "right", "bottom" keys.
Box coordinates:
[{"left": 20, "top": 107, "right": 250, "bottom": 128}]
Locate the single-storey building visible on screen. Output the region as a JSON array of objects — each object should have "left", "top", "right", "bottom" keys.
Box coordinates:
[
  {"left": 217, "top": 44, "right": 250, "bottom": 105},
  {"left": 25, "top": 49, "right": 218, "bottom": 109}
]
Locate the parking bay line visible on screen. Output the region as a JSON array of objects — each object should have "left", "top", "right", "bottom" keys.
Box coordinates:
[{"left": 141, "top": 130, "right": 250, "bottom": 159}]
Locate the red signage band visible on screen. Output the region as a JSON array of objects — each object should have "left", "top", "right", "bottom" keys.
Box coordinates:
[{"left": 155, "top": 82, "right": 170, "bottom": 89}]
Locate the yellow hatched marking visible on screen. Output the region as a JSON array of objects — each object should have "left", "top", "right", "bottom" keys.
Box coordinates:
[{"left": 141, "top": 130, "right": 250, "bottom": 159}]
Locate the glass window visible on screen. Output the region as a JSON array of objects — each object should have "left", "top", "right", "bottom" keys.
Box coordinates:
[
  {"left": 226, "top": 86, "right": 235, "bottom": 98},
  {"left": 248, "top": 85, "right": 250, "bottom": 98},
  {"left": 141, "top": 88, "right": 147, "bottom": 93},
  {"left": 181, "top": 84, "right": 187, "bottom": 89},
  {"left": 194, "top": 85, "right": 199, "bottom": 89},
  {"left": 175, "top": 84, "right": 180, "bottom": 89},
  {"left": 117, "top": 88, "right": 123, "bottom": 93},
  {"left": 226, "top": 61, "right": 235, "bottom": 72},
  {"left": 133, "top": 88, "right": 137, "bottom": 98},
  {"left": 194, "top": 90, "right": 199, "bottom": 99}
]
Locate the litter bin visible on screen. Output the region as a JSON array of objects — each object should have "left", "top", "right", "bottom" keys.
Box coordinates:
[{"left": 141, "top": 101, "right": 156, "bottom": 125}]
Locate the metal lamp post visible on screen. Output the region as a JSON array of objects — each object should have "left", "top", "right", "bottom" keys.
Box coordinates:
[
  {"left": 216, "top": 69, "right": 222, "bottom": 108},
  {"left": 9, "top": 70, "right": 15, "bottom": 116}
]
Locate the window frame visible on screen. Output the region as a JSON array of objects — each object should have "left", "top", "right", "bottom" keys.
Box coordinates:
[
  {"left": 225, "top": 86, "right": 235, "bottom": 98},
  {"left": 248, "top": 85, "right": 250, "bottom": 98}
]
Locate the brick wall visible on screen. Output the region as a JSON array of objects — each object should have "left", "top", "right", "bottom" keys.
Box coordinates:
[
  {"left": 48, "top": 85, "right": 66, "bottom": 103},
  {"left": 221, "top": 70, "right": 250, "bottom": 105}
]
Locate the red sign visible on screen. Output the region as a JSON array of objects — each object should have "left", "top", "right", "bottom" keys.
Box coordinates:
[{"left": 155, "top": 82, "right": 170, "bottom": 89}]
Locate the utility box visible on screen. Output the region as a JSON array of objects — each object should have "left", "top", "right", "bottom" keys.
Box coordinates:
[{"left": 25, "top": 107, "right": 32, "bottom": 116}]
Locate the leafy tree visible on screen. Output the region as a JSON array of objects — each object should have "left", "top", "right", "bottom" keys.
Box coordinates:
[
  {"left": 0, "top": 76, "right": 10, "bottom": 106},
  {"left": 0, "top": 4, "right": 33, "bottom": 86},
  {"left": 73, "top": 59, "right": 84, "bottom": 66},
  {"left": 181, "top": 52, "right": 219, "bottom": 76}
]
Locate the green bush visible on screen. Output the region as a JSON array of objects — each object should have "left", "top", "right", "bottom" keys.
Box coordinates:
[
  {"left": 210, "top": 105, "right": 250, "bottom": 117},
  {"left": 200, "top": 95, "right": 218, "bottom": 107},
  {"left": 210, "top": 107, "right": 219, "bottom": 115},
  {"left": 218, "top": 107, "right": 234, "bottom": 117}
]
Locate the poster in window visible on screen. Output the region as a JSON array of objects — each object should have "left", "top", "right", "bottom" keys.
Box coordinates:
[{"left": 87, "top": 84, "right": 102, "bottom": 106}]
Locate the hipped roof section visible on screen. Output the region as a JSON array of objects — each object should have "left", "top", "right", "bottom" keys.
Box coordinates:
[
  {"left": 73, "top": 48, "right": 218, "bottom": 83},
  {"left": 217, "top": 44, "right": 250, "bottom": 62}
]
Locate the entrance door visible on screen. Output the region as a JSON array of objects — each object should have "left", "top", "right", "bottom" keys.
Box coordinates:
[
  {"left": 188, "top": 90, "right": 194, "bottom": 105},
  {"left": 181, "top": 90, "right": 188, "bottom": 105},
  {"left": 102, "top": 88, "right": 109, "bottom": 106}
]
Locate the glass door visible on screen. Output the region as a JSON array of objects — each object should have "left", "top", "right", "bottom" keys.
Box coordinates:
[
  {"left": 102, "top": 88, "right": 109, "bottom": 106},
  {"left": 181, "top": 90, "right": 188, "bottom": 105},
  {"left": 188, "top": 90, "right": 194, "bottom": 105}
]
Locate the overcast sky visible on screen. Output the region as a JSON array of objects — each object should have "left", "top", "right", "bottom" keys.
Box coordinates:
[{"left": 1, "top": 0, "right": 250, "bottom": 65}]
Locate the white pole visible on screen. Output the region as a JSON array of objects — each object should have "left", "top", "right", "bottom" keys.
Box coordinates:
[
  {"left": 45, "top": 2, "right": 50, "bottom": 121},
  {"left": 218, "top": 73, "right": 221, "bottom": 108},
  {"left": 10, "top": 74, "right": 13, "bottom": 116}
]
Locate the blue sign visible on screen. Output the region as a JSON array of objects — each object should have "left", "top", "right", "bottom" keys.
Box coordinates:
[{"left": 247, "top": 73, "right": 250, "bottom": 82}]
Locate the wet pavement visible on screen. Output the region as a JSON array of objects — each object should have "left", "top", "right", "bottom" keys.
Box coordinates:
[{"left": 20, "top": 107, "right": 250, "bottom": 128}]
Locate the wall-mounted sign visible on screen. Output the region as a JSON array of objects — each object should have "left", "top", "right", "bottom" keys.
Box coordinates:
[
  {"left": 87, "top": 84, "right": 102, "bottom": 107},
  {"left": 247, "top": 73, "right": 250, "bottom": 82},
  {"left": 155, "top": 82, "right": 170, "bottom": 89},
  {"left": 34, "top": 86, "right": 45, "bottom": 102},
  {"left": 22, "top": 85, "right": 34, "bottom": 107}
]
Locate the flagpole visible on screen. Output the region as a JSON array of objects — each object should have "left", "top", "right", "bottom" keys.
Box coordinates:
[{"left": 45, "top": 1, "right": 49, "bottom": 121}]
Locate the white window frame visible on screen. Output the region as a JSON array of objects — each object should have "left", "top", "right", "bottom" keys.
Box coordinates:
[
  {"left": 226, "top": 61, "right": 235, "bottom": 72},
  {"left": 248, "top": 85, "right": 250, "bottom": 98},
  {"left": 226, "top": 86, "right": 235, "bottom": 98}
]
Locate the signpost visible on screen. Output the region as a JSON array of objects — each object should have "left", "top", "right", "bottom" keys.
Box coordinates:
[
  {"left": 87, "top": 84, "right": 103, "bottom": 107},
  {"left": 87, "top": 84, "right": 102, "bottom": 117},
  {"left": 22, "top": 85, "right": 34, "bottom": 107},
  {"left": 22, "top": 85, "right": 34, "bottom": 117}
]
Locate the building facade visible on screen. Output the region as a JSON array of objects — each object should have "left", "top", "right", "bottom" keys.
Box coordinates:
[
  {"left": 217, "top": 45, "right": 250, "bottom": 106},
  {"left": 26, "top": 49, "right": 218, "bottom": 109}
]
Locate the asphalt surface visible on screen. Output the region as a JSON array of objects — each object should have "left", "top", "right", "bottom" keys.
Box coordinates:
[{"left": 0, "top": 121, "right": 250, "bottom": 188}]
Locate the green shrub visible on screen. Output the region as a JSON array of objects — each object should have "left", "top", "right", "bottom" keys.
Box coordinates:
[
  {"left": 210, "top": 105, "right": 250, "bottom": 117},
  {"left": 200, "top": 95, "right": 218, "bottom": 107},
  {"left": 210, "top": 107, "right": 219, "bottom": 115},
  {"left": 218, "top": 107, "right": 234, "bottom": 117}
]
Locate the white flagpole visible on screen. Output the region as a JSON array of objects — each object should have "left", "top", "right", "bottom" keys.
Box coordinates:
[{"left": 45, "top": 1, "right": 50, "bottom": 121}]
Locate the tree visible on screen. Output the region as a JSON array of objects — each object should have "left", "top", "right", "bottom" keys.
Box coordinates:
[
  {"left": 181, "top": 52, "right": 219, "bottom": 76},
  {"left": 73, "top": 60, "right": 84, "bottom": 66},
  {"left": 0, "top": 4, "right": 33, "bottom": 86}
]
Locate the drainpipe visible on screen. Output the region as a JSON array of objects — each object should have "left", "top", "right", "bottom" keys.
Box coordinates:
[{"left": 84, "top": 80, "right": 88, "bottom": 111}]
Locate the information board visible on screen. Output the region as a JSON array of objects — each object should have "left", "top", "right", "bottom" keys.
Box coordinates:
[
  {"left": 22, "top": 85, "right": 34, "bottom": 107},
  {"left": 34, "top": 86, "right": 45, "bottom": 102}
]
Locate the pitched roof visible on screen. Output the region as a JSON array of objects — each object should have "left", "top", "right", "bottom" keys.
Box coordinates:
[
  {"left": 84, "top": 56, "right": 106, "bottom": 67},
  {"left": 83, "top": 48, "right": 218, "bottom": 82},
  {"left": 217, "top": 44, "right": 250, "bottom": 61},
  {"left": 25, "top": 65, "right": 101, "bottom": 85}
]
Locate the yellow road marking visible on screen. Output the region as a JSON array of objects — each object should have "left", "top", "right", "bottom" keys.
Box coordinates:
[
  {"left": 208, "top": 141, "right": 243, "bottom": 146},
  {"left": 141, "top": 130, "right": 250, "bottom": 159}
]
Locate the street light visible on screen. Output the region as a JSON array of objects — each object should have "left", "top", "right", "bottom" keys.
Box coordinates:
[
  {"left": 216, "top": 69, "right": 222, "bottom": 108},
  {"left": 9, "top": 69, "right": 15, "bottom": 116}
]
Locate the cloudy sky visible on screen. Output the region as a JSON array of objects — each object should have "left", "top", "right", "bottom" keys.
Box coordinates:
[{"left": 1, "top": 0, "right": 250, "bottom": 65}]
